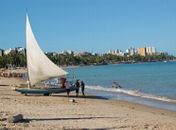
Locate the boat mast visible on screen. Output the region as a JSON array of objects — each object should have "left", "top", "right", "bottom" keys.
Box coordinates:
[{"left": 26, "top": 14, "right": 31, "bottom": 89}]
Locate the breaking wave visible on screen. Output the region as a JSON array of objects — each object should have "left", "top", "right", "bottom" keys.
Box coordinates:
[{"left": 86, "top": 85, "right": 176, "bottom": 103}]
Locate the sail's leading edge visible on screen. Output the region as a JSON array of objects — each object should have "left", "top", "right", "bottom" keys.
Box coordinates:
[{"left": 26, "top": 14, "right": 68, "bottom": 86}]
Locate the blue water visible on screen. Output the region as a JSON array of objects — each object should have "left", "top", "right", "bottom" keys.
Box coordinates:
[{"left": 66, "top": 61, "right": 176, "bottom": 111}]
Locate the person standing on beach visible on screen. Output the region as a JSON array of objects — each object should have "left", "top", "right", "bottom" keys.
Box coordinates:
[
  {"left": 81, "top": 81, "right": 85, "bottom": 96},
  {"left": 75, "top": 80, "right": 80, "bottom": 97},
  {"left": 65, "top": 81, "right": 70, "bottom": 97}
]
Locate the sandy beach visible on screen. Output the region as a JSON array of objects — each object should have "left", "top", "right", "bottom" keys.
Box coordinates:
[{"left": 0, "top": 76, "right": 176, "bottom": 130}]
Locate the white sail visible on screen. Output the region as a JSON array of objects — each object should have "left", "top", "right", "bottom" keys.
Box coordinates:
[{"left": 26, "top": 14, "right": 68, "bottom": 86}]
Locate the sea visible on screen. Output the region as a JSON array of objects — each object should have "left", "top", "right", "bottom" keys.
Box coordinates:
[{"left": 66, "top": 61, "right": 176, "bottom": 111}]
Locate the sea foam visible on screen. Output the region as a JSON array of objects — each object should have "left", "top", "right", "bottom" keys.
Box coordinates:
[{"left": 86, "top": 85, "right": 176, "bottom": 103}]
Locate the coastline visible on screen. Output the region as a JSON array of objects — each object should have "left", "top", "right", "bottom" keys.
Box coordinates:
[
  {"left": 1, "top": 64, "right": 176, "bottom": 112},
  {"left": 60, "top": 60, "right": 176, "bottom": 70},
  {"left": 86, "top": 86, "right": 176, "bottom": 112},
  {"left": 0, "top": 60, "right": 175, "bottom": 71},
  {"left": 0, "top": 77, "right": 176, "bottom": 129},
  {"left": 66, "top": 61, "right": 176, "bottom": 112}
]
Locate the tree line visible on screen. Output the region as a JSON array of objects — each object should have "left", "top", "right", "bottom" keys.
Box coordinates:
[{"left": 0, "top": 52, "right": 175, "bottom": 68}]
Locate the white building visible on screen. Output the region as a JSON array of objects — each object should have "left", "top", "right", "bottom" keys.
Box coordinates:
[
  {"left": 4, "top": 48, "right": 14, "bottom": 55},
  {"left": 61, "top": 50, "right": 74, "bottom": 55},
  {"left": 146, "top": 47, "right": 156, "bottom": 55},
  {"left": 108, "top": 49, "right": 124, "bottom": 56},
  {"left": 126, "top": 47, "right": 136, "bottom": 56},
  {"left": 15, "top": 47, "right": 26, "bottom": 54}
]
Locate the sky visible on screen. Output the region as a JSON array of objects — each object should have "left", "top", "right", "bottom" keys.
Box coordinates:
[{"left": 0, "top": 0, "right": 176, "bottom": 55}]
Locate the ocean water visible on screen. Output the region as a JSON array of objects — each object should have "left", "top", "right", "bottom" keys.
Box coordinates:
[{"left": 66, "top": 61, "right": 176, "bottom": 111}]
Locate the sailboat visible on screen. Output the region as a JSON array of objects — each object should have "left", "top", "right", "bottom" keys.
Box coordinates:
[{"left": 15, "top": 14, "right": 76, "bottom": 95}]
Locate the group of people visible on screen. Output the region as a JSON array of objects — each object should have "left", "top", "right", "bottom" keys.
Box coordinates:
[
  {"left": 75, "top": 80, "right": 85, "bottom": 97},
  {"left": 63, "top": 78, "right": 85, "bottom": 97},
  {"left": 112, "top": 81, "right": 122, "bottom": 89}
]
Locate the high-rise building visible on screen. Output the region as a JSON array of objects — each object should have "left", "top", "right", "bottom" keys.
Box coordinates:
[
  {"left": 137, "top": 47, "right": 146, "bottom": 56},
  {"left": 146, "top": 47, "right": 156, "bottom": 55}
]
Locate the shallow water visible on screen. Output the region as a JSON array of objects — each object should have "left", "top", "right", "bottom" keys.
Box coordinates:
[{"left": 66, "top": 61, "right": 176, "bottom": 111}]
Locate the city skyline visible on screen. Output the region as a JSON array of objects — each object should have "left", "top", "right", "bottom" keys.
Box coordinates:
[
  {"left": 0, "top": 46, "right": 166, "bottom": 56},
  {"left": 0, "top": 44, "right": 171, "bottom": 56},
  {"left": 0, "top": 0, "right": 176, "bottom": 55}
]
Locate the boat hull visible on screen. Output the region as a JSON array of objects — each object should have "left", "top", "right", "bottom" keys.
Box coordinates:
[{"left": 15, "top": 85, "right": 77, "bottom": 95}]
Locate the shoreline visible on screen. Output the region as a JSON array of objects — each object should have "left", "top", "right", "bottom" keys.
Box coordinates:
[
  {"left": 1, "top": 66, "right": 176, "bottom": 112},
  {"left": 0, "top": 77, "right": 176, "bottom": 129},
  {"left": 61, "top": 60, "right": 176, "bottom": 68},
  {"left": 86, "top": 87, "right": 176, "bottom": 112}
]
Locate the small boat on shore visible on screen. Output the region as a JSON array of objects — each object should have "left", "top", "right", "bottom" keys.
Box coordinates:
[
  {"left": 15, "top": 85, "right": 77, "bottom": 96},
  {"left": 15, "top": 14, "right": 76, "bottom": 95}
]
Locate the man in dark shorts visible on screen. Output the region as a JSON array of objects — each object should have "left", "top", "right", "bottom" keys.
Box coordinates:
[
  {"left": 75, "top": 80, "right": 80, "bottom": 96},
  {"left": 81, "top": 81, "right": 85, "bottom": 96}
]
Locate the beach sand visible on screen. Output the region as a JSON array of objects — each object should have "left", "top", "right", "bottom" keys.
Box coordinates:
[{"left": 0, "top": 77, "right": 176, "bottom": 130}]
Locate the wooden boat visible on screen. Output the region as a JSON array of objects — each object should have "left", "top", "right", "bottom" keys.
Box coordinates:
[
  {"left": 15, "top": 85, "right": 77, "bottom": 96},
  {"left": 15, "top": 14, "right": 76, "bottom": 95}
]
